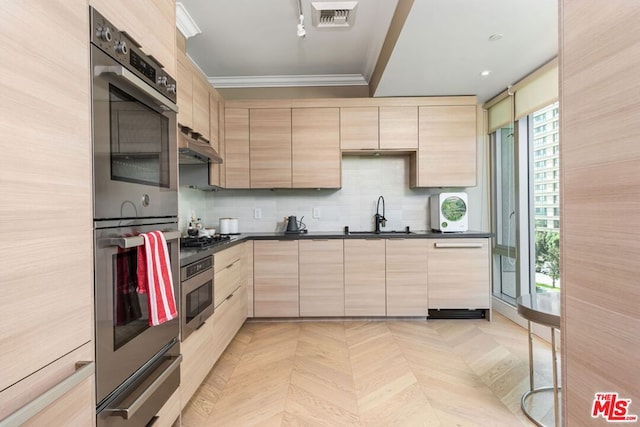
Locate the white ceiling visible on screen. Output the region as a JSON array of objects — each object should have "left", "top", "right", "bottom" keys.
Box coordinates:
[{"left": 179, "top": 0, "right": 558, "bottom": 102}]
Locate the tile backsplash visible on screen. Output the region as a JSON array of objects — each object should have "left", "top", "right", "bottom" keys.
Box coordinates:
[{"left": 179, "top": 155, "right": 489, "bottom": 234}]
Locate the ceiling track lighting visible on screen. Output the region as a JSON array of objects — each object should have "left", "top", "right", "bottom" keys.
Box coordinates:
[{"left": 297, "top": 0, "right": 306, "bottom": 38}]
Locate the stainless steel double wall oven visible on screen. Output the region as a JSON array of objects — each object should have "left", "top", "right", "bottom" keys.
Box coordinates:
[{"left": 91, "top": 7, "right": 181, "bottom": 426}]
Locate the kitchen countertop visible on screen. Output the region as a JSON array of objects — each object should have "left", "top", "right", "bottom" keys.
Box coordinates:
[{"left": 180, "top": 230, "right": 493, "bottom": 267}]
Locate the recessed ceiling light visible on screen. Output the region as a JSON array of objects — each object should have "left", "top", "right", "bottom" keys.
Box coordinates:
[
  {"left": 489, "top": 33, "right": 503, "bottom": 42},
  {"left": 480, "top": 70, "right": 492, "bottom": 77}
]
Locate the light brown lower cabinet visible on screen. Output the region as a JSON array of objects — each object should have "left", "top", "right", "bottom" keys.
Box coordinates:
[
  {"left": 254, "top": 240, "right": 299, "bottom": 317},
  {"left": 180, "top": 307, "right": 216, "bottom": 410},
  {"left": 299, "top": 239, "right": 344, "bottom": 316},
  {"left": 245, "top": 241, "right": 254, "bottom": 317},
  {"left": 386, "top": 239, "right": 429, "bottom": 316},
  {"left": 344, "top": 239, "right": 386, "bottom": 316},
  {"left": 181, "top": 243, "right": 249, "bottom": 409},
  {"left": 0, "top": 342, "right": 95, "bottom": 425},
  {"left": 427, "top": 238, "right": 490, "bottom": 309}
]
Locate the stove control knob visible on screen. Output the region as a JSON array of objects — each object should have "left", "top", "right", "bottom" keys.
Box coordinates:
[
  {"left": 141, "top": 193, "right": 150, "bottom": 207},
  {"left": 157, "top": 76, "right": 168, "bottom": 87},
  {"left": 166, "top": 83, "right": 176, "bottom": 94},
  {"left": 114, "top": 40, "right": 128, "bottom": 55},
  {"left": 97, "top": 26, "right": 112, "bottom": 42}
]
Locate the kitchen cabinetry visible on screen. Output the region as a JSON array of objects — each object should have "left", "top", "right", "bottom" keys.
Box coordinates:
[
  {"left": 0, "top": 0, "right": 94, "bottom": 421},
  {"left": 250, "top": 109, "right": 292, "bottom": 188},
  {"left": 224, "top": 108, "right": 250, "bottom": 188},
  {"left": 246, "top": 241, "right": 254, "bottom": 317},
  {"left": 299, "top": 240, "right": 345, "bottom": 316},
  {"left": 89, "top": 0, "right": 176, "bottom": 76},
  {"left": 427, "top": 238, "right": 490, "bottom": 310},
  {"left": 340, "top": 107, "right": 379, "bottom": 150},
  {"left": 177, "top": 50, "right": 211, "bottom": 142},
  {"left": 254, "top": 240, "right": 299, "bottom": 317},
  {"left": 344, "top": 239, "right": 386, "bottom": 316},
  {"left": 379, "top": 106, "right": 418, "bottom": 150},
  {"left": 176, "top": 51, "right": 194, "bottom": 130},
  {"left": 181, "top": 242, "right": 249, "bottom": 409},
  {"left": 292, "top": 108, "right": 341, "bottom": 188},
  {"left": 214, "top": 242, "right": 246, "bottom": 308},
  {"left": 413, "top": 105, "right": 477, "bottom": 187},
  {"left": 386, "top": 239, "right": 429, "bottom": 316},
  {"left": 340, "top": 106, "right": 418, "bottom": 151},
  {"left": 180, "top": 304, "right": 216, "bottom": 409}
]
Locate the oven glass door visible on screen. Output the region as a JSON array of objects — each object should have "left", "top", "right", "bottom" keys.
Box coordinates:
[
  {"left": 92, "top": 45, "right": 177, "bottom": 220},
  {"left": 109, "top": 84, "right": 171, "bottom": 189},
  {"left": 185, "top": 281, "right": 213, "bottom": 322},
  {"left": 95, "top": 222, "right": 180, "bottom": 405}
]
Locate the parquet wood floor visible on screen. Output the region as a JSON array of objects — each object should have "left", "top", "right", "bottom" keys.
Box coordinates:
[{"left": 182, "top": 313, "right": 558, "bottom": 426}]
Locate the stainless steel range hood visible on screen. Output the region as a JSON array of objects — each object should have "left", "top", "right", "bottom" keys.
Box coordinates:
[{"left": 178, "top": 130, "right": 222, "bottom": 164}]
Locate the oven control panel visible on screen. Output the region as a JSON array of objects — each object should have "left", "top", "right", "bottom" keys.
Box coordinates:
[{"left": 90, "top": 7, "right": 177, "bottom": 103}]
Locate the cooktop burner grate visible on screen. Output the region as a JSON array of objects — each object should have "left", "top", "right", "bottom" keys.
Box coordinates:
[{"left": 181, "top": 235, "right": 231, "bottom": 248}]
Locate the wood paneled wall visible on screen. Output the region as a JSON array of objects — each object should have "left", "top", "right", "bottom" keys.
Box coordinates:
[{"left": 560, "top": 1, "right": 640, "bottom": 424}]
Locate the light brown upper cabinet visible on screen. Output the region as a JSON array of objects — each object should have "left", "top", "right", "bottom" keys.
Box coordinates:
[
  {"left": 192, "top": 74, "right": 210, "bottom": 141},
  {"left": 224, "top": 108, "right": 250, "bottom": 188},
  {"left": 292, "top": 107, "right": 341, "bottom": 188},
  {"left": 379, "top": 106, "right": 418, "bottom": 150},
  {"left": 209, "top": 91, "right": 220, "bottom": 152},
  {"left": 341, "top": 106, "right": 418, "bottom": 151},
  {"left": 340, "top": 107, "right": 378, "bottom": 150},
  {"left": 176, "top": 51, "right": 193, "bottom": 130},
  {"left": 250, "top": 108, "right": 292, "bottom": 188},
  {"left": 413, "top": 105, "right": 477, "bottom": 187}
]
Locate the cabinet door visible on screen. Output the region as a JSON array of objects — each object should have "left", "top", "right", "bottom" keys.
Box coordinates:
[
  {"left": 250, "top": 108, "right": 292, "bottom": 188},
  {"left": 180, "top": 308, "right": 215, "bottom": 409},
  {"left": 0, "top": 0, "right": 93, "bottom": 402},
  {"left": 254, "top": 240, "right": 299, "bottom": 317},
  {"left": 176, "top": 52, "right": 193, "bottom": 130},
  {"left": 379, "top": 106, "right": 418, "bottom": 150},
  {"left": 340, "top": 107, "right": 379, "bottom": 150},
  {"left": 416, "top": 105, "right": 477, "bottom": 187},
  {"left": 89, "top": 0, "right": 176, "bottom": 76},
  {"left": 292, "top": 107, "right": 341, "bottom": 188},
  {"left": 209, "top": 91, "right": 220, "bottom": 152},
  {"left": 192, "top": 74, "right": 210, "bottom": 141},
  {"left": 299, "top": 240, "right": 344, "bottom": 316},
  {"left": 427, "top": 238, "right": 490, "bottom": 309},
  {"left": 224, "top": 108, "right": 250, "bottom": 188},
  {"left": 386, "top": 239, "right": 428, "bottom": 316},
  {"left": 344, "top": 239, "right": 386, "bottom": 316},
  {"left": 214, "top": 243, "right": 246, "bottom": 307},
  {"left": 211, "top": 284, "right": 248, "bottom": 362}
]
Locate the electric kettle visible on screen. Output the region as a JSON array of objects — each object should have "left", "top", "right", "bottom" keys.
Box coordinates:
[{"left": 285, "top": 216, "right": 306, "bottom": 234}]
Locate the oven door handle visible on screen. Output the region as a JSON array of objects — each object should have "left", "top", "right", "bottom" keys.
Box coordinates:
[
  {"left": 95, "top": 65, "right": 179, "bottom": 113},
  {"left": 106, "top": 230, "right": 181, "bottom": 249},
  {"left": 103, "top": 355, "right": 182, "bottom": 420}
]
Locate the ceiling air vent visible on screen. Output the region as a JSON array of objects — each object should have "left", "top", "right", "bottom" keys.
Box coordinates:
[{"left": 311, "top": 1, "right": 358, "bottom": 28}]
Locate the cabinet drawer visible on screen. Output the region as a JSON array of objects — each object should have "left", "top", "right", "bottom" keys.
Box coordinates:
[
  {"left": 214, "top": 257, "right": 245, "bottom": 307},
  {"left": 215, "top": 243, "right": 244, "bottom": 274},
  {"left": 212, "top": 285, "right": 248, "bottom": 363},
  {"left": 180, "top": 312, "right": 215, "bottom": 409}
]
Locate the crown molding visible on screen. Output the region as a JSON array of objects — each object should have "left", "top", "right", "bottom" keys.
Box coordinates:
[
  {"left": 208, "top": 74, "right": 368, "bottom": 88},
  {"left": 176, "top": 2, "right": 202, "bottom": 39}
]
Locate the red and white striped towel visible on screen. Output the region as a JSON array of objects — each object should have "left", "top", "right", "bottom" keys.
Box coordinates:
[{"left": 137, "top": 231, "right": 178, "bottom": 326}]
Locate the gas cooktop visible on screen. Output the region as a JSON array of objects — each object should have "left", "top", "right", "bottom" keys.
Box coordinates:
[{"left": 180, "top": 235, "right": 231, "bottom": 248}]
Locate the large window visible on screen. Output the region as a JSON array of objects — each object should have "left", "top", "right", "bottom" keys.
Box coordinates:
[{"left": 491, "top": 101, "right": 560, "bottom": 303}]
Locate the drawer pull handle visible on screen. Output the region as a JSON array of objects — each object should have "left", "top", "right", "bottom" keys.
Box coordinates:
[
  {"left": 1, "top": 361, "right": 94, "bottom": 426},
  {"left": 224, "top": 259, "right": 240, "bottom": 270},
  {"left": 226, "top": 294, "right": 234, "bottom": 301},
  {"left": 434, "top": 242, "right": 483, "bottom": 249},
  {"left": 195, "top": 320, "right": 206, "bottom": 330}
]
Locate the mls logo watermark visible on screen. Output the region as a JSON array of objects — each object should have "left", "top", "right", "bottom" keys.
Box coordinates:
[{"left": 592, "top": 393, "right": 638, "bottom": 422}]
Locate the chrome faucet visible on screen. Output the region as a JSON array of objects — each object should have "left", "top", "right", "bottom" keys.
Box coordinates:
[{"left": 374, "top": 195, "right": 386, "bottom": 233}]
